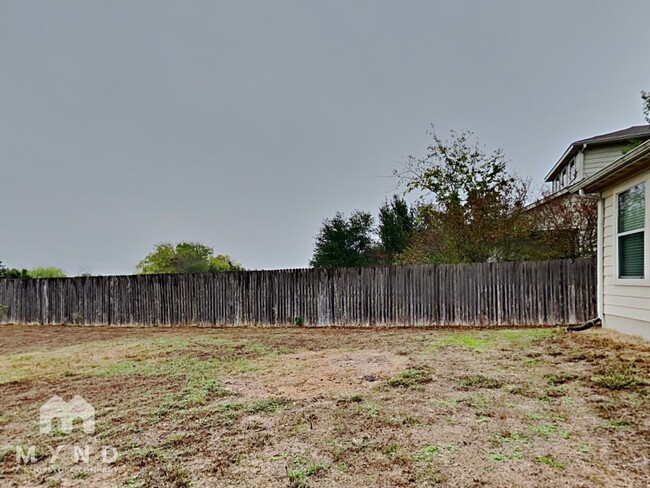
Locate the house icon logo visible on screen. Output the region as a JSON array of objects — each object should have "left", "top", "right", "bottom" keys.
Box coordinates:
[{"left": 39, "top": 395, "right": 95, "bottom": 435}]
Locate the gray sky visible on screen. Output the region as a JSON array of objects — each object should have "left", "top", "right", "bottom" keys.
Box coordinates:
[{"left": 2, "top": 1, "right": 649, "bottom": 275}]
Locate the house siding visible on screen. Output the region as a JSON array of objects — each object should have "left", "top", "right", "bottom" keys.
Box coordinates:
[
  {"left": 601, "top": 168, "right": 650, "bottom": 339},
  {"left": 584, "top": 145, "right": 627, "bottom": 178}
]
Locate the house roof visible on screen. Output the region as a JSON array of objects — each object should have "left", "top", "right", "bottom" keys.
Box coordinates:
[
  {"left": 572, "top": 125, "right": 650, "bottom": 145},
  {"left": 573, "top": 139, "right": 650, "bottom": 194},
  {"left": 545, "top": 124, "right": 650, "bottom": 182}
]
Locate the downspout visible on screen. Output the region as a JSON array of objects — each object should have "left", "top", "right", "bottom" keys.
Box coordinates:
[
  {"left": 567, "top": 189, "right": 603, "bottom": 332},
  {"left": 596, "top": 195, "right": 604, "bottom": 320}
]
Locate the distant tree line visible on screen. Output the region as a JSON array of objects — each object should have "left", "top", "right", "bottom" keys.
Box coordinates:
[
  {"left": 310, "top": 127, "right": 597, "bottom": 269},
  {"left": 1, "top": 241, "right": 243, "bottom": 279},
  {"left": 0, "top": 262, "right": 67, "bottom": 279}
]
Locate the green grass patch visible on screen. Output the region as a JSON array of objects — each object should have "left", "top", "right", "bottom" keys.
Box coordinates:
[
  {"left": 601, "top": 420, "right": 633, "bottom": 430},
  {"left": 87, "top": 360, "right": 161, "bottom": 377},
  {"left": 0, "top": 335, "right": 277, "bottom": 385},
  {"left": 578, "top": 443, "right": 592, "bottom": 455},
  {"left": 535, "top": 455, "right": 565, "bottom": 470},
  {"left": 492, "top": 430, "right": 527, "bottom": 444},
  {"left": 247, "top": 398, "right": 291, "bottom": 414},
  {"left": 459, "top": 374, "right": 503, "bottom": 389},
  {"left": 544, "top": 372, "right": 579, "bottom": 385},
  {"left": 592, "top": 360, "right": 639, "bottom": 390},
  {"left": 430, "top": 333, "right": 495, "bottom": 351},
  {"left": 413, "top": 445, "right": 439, "bottom": 462},
  {"left": 161, "top": 462, "right": 191, "bottom": 488},
  {"left": 176, "top": 378, "right": 227, "bottom": 407},
  {"left": 429, "top": 329, "right": 555, "bottom": 353},
  {"left": 387, "top": 368, "right": 432, "bottom": 389},
  {"left": 528, "top": 424, "right": 570, "bottom": 439},
  {"left": 286, "top": 455, "right": 329, "bottom": 488},
  {"left": 73, "top": 469, "right": 90, "bottom": 480}
]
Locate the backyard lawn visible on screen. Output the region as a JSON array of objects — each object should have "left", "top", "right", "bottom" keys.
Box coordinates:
[{"left": 0, "top": 325, "right": 648, "bottom": 487}]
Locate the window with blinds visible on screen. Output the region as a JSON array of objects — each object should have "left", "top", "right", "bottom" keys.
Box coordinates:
[{"left": 617, "top": 182, "right": 646, "bottom": 279}]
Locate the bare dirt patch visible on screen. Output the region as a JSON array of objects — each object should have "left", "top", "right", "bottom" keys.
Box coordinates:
[{"left": 228, "top": 349, "right": 410, "bottom": 399}]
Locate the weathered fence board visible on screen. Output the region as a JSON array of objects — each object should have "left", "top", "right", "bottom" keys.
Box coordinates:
[{"left": 0, "top": 258, "right": 596, "bottom": 327}]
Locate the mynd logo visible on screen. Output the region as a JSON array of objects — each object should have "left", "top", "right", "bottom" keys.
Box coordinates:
[
  {"left": 39, "top": 395, "right": 95, "bottom": 434},
  {"left": 7, "top": 395, "right": 118, "bottom": 470}
]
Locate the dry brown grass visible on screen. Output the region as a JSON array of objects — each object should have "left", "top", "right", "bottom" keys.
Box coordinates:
[{"left": 0, "top": 325, "right": 649, "bottom": 487}]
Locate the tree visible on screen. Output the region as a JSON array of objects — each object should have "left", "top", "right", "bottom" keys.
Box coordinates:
[
  {"left": 310, "top": 211, "right": 377, "bottom": 268},
  {"left": 377, "top": 195, "right": 416, "bottom": 264},
  {"left": 0, "top": 261, "right": 29, "bottom": 279},
  {"left": 523, "top": 191, "right": 597, "bottom": 260},
  {"left": 28, "top": 267, "right": 67, "bottom": 279},
  {"left": 136, "top": 241, "right": 243, "bottom": 274},
  {"left": 642, "top": 90, "right": 650, "bottom": 124},
  {"left": 394, "top": 128, "right": 530, "bottom": 263}
]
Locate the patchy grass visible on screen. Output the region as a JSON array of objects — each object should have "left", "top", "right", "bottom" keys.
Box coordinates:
[
  {"left": 458, "top": 374, "right": 504, "bottom": 389},
  {"left": 386, "top": 367, "right": 432, "bottom": 388},
  {"left": 247, "top": 397, "right": 292, "bottom": 414},
  {"left": 413, "top": 445, "right": 440, "bottom": 462},
  {"left": 535, "top": 455, "right": 566, "bottom": 470},
  {"left": 592, "top": 359, "right": 640, "bottom": 390},
  {"left": 430, "top": 334, "right": 495, "bottom": 351},
  {"left": 430, "top": 328, "right": 556, "bottom": 352},
  {"left": 0, "top": 325, "right": 648, "bottom": 487},
  {"left": 286, "top": 455, "right": 330, "bottom": 487}
]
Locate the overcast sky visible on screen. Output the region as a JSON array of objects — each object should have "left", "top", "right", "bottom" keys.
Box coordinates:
[{"left": 1, "top": 1, "right": 649, "bottom": 275}]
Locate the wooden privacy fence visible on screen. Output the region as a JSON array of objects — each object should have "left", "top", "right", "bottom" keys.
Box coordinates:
[{"left": 0, "top": 258, "right": 596, "bottom": 327}]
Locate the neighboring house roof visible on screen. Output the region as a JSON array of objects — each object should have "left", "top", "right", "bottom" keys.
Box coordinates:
[
  {"left": 573, "top": 139, "right": 650, "bottom": 194},
  {"left": 523, "top": 187, "right": 569, "bottom": 212},
  {"left": 545, "top": 125, "right": 650, "bottom": 182}
]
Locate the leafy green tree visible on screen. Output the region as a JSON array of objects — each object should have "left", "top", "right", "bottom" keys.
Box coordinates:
[
  {"left": 310, "top": 211, "right": 377, "bottom": 268},
  {"left": 4, "top": 269, "right": 30, "bottom": 279},
  {"left": 0, "top": 261, "right": 29, "bottom": 279},
  {"left": 641, "top": 90, "right": 650, "bottom": 123},
  {"left": 377, "top": 195, "right": 416, "bottom": 264},
  {"left": 136, "top": 241, "right": 243, "bottom": 274},
  {"left": 523, "top": 191, "right": 597, "bottom": 260},
  {"left": 28, "top": 267, "right": 67, "bottom": 279},
  {"left": 394, "top": 128, "right": 530, "bottom": 263}
]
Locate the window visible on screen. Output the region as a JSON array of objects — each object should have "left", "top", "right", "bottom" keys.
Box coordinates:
[
  {"left": 568, "top": 159, "right": 576, "bottom": 184},
  {"left": 617, "top": 182, "right": 646, "bottom": 279}
]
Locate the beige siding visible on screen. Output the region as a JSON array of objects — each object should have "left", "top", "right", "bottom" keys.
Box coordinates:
[
  {"left": 602, "top": 314, "right": 650, "bottom": 338},
  {"left": 601, "top": 168, "right": 650, "bottom": 339},
  {"left": 584, "top": 145, "right": 627, "bottom": 178}
]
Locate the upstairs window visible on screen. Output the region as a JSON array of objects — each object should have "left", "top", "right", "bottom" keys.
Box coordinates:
[
  {"left": 617, "top": 182, "right": 646, "bottom": 279},
  {"left": 568, "top": 159, "right": 576, "bottom": 184}
]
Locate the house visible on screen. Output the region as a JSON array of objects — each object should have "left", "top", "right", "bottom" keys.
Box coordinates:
[
  {"left": 573, "top": 139, "right": 650, "bottom": 339},
  {"left": 545, "top": 124, "right": 650, "bottom": 193},
  {"left": 522, "top": 125, "right": 650, "bottom": 262}
]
